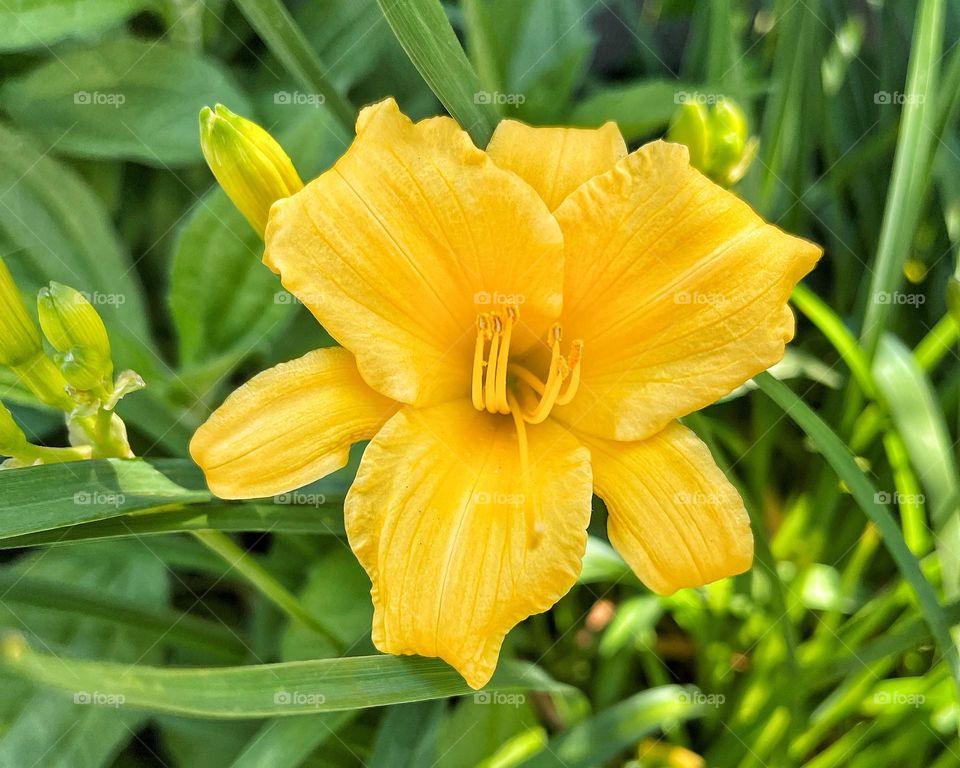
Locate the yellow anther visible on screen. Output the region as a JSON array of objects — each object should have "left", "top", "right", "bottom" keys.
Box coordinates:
[{"left": 555, "top": 339, "right": 583, "bottom": 406}]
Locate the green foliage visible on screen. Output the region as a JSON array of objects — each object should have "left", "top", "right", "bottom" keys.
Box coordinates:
[{"left": 2, "top": 0, "right": 960, "bottom": 765}]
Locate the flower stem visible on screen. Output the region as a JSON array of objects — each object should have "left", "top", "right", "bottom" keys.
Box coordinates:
[{"left": 191, "top": 530, "right": 344, "bottom": 651}]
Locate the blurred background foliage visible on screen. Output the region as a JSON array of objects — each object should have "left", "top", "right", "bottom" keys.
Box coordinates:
[{"left": 1, "top": 0, "right": 960, "bottom": 765}]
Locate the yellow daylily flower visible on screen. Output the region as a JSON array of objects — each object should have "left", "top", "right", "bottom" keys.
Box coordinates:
[{"left": 190, "top": 98, "right": 821, "bottom": 689}]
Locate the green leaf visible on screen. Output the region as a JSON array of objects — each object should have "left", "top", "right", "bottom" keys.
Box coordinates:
[
  {"left": 369, "top": 702, "right": 444, "bottom": 767},
  {"left": 0, "top": 544, "right": 167, "bottom": 766},
  {"left": 233, "top": 0, "right": 356, "bottom": 132},
  {"left": 0, "top": 459, "right": 210, "bottom": 541},
  {"left": 0, "top": 641, "right": 572, "bottom": 718},
  {"left": 293, "top": 0, "right": 394, "bottom": 90},
  {"left": 873, "top": 334, "right": 960, "bottom": 594},
  {"left": 230, "top": 713, "right": 356, "bottom": 768},
  {"left": 754, "top": 371, "right": 960, "bottom": 698},
  {"left": 280, "top": 547, "right": 374, "bottom": 660},
  {"left": 860, "top": 0, "right": 944, "bottom": 356},
  {"left": 377, "top": 0, "right": 499, "bottom": 145},
  {"left": 578, "top": 536, "right": 634, "bottom": 585},
  {"left": 0, "top": 573, "right": 245, "bottom": 661},
  {"left": 516, "top": 686, "right": 704, "bottom": 767},
  {"left": 0, "top": 0, "right": 150, "bottom": 52},
  {"left": 0, "top": 501, "right": 346, "bottom": 550},
  {"left": 168, "top": 190, "right": 293, "bottom": 368},
  {"left": 474, "top": 0, "right": 597, "bottom": 123},
  {"left": 1, "top": 38, "right": 252, "bottom": 166},
  {"left": 568, "top": 80, "right": 696, "bottom": 141}
]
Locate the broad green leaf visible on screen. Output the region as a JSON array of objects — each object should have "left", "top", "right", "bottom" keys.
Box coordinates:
[
  {"left": 516, "top": 686, "right": 705, "bottom": 767},
  {"left": 369, "top": 701, "right": 444, "bottom": 767},
  {"left": 280, "top": 547, "right": 374, "bottom": 660},
  {"left": 377, "top": 0, "right": 499, "bottom": 145},
  {"left": 0, "top": 501, "right": 347, "bottom": 550},
  {"left": 0, "top": 544, "right": 166, "bottom": 766},
  {"left": 294, "top": 0, "right": 394, "bottom": 90},
  {"left": 158, "top": 717, "right": 258, "bottom": 768},
  {"left": 465, "top": 0, "right": 596, "bottom": 123},
  {"left": 0, "top": 458, "right": 209, "bottom": 540},
  {"left": 436, "top": 692, "right": 542, "bottom": 768},
  {"left": 0, "top": 642, "right": 572, "bottom": 718},
  {"left": 578, "top": 536, "right": 634, "bottom": 585},
  {"left": 1, "top": 38, "right": 252, "bottom": 165},
  {"left": 568, "top": 80, "right": 696, "bottom": 141},
  {"left": 0, "top": 0, "right": 150, "bottom": 52},
  {"left": 233, "top": 0, "right": 356, "bottom": 131},
  {"left": 0, "top": 573, "right": 244, "bottom": 661},
  {"left": 229, "top": 712, "right": 356, "bottom": 768}
]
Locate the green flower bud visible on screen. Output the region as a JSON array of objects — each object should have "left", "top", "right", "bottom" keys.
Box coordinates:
[
  {"left": 200, "top": 104, "right": 303, "bottom": 237},
  {"left": 667, "top": 101, "right": 712, "bottom": 170},
  {"left": 0, "top": 258, "right": 42, "bottom": 367},
  {"left": 37, "top": 283, "right": 113, "bottom": 389},
  {"left": 0, "top": 403, "right": 27, "bottom": 456},
  {"left": 57, "top": 347, "right": 112, "bottom": 392},
  {"left": 667, "top": 96, "right": 758, "bottom": 187}
]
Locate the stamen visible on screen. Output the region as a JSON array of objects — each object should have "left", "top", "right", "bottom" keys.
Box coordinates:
[
  {"left": 507, "top": 390, "right": 541, "bottom": 548},
  {"left": 484, "top": 314, "right": 502, "bottom": 413},
  {"left": 493, "top": 305, "right": 517, "bottom": 414},
  {"left": 471, "top": 315, "right": 488, "bottom": 411},
  {"left": 509, "top": 364, "right": 547, "bottom": 395},
  {"left": 554, "top": 339, "right": 583, "bottom": 406},
  {"left": 522, "top": 326, "right": 565, "bottom": 425}
]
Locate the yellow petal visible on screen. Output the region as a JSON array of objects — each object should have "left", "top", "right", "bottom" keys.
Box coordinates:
[
  {"left": 486, "top": 119, "right": 627, "bottom": 211},
  {"left": 553, "top": 140, "right": 822, "bottom": 441},
  {"left": 264, "top": 98, "right": 564, "bottom": 407},
  {"left": 345, "top": 401, "right": 592, "bottom": 688},
  {"left": 190, "top": 347, "right": 396, "bottom": 499},
  {"left": 579, "top": 422, "right": 753, "bottom": 595}
]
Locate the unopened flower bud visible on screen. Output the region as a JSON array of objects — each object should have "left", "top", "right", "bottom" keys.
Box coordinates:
[
  {"left": 668, "top": 96, "right": 757, "bottom": 187},
  {"left": 0, "top": 403, "right": 27, "bottom": 456},
  {"left": 0, "top": 258, "right": 42, "bottom": 367},
  {"left": 199, "top": 104, "right": 303, "bottom": 237},
  {"left": 37, "top": 283, "right": 113, "bottom": 389},
  {"left": 667, "top": 102, "right": 711, "bottom": 170}
]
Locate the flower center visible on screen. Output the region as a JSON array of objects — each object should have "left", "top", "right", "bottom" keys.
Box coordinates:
[{"left": 470, "top": 304, "right": 584, "bottom": 423}]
